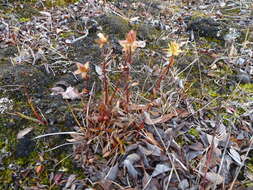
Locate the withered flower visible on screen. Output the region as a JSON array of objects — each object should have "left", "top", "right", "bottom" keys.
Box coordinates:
[
  {"left": 74, "top": 62, "right": 90, "bottom": 79},
  {"left": 95, "top": 33, "right": 108, "bottom": 48},
  {"left": 119, "top": 30, "right": 145, "bottom": 53}
]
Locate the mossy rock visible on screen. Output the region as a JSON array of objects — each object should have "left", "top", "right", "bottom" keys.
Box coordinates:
[
  {"left": 0, "top": 64, "right": 53, "bottom": 98},
  {"left": 186, "top": 17, "right": 228, "bottom": 42},
  {"left": 97, "top": 15, "right": 131, "bottom": 38},
  {"left": 135, "top": 23, "right": 160, "bottom": 41}
]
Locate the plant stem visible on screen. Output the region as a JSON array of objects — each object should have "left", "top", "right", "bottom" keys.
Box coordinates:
[
  {"left": 155, "top": 56, "right": 175, "bottom": 94},
  {"left": 120, "top": 48, "right": 132, "bottom": 112},
  {"left": 102, "top": 59, "right": 108, "bottom": 106}
]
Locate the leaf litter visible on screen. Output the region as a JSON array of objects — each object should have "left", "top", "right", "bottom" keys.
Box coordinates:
[{"left": 1, "top": 0, "right": 253, "bottom": 189}]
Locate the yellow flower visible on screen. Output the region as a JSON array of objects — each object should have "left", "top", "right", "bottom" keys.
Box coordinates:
[
  {"left": 119, "top": 30, "right": 145, "bottom": 53},
  {"left": 166, "top": 41, "right": 182, "bottom": 57},
  {"left": 95, "top": 33, "right": 108, "bottom": 48},
  {"left": 74, "top": 62, "right": 90, "bottom": 79}
]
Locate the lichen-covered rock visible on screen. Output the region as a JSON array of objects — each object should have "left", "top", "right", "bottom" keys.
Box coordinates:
[{"left": 186, "top": 17, "right": 227, "bottom": 40}]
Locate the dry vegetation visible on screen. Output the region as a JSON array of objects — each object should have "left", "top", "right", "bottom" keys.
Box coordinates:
[{"left": 0, "top": 0, "right": 253, "bottom": 189}]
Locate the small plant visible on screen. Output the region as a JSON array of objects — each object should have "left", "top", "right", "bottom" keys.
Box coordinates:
[
  {"left": 69, "top": 30, "right": 146, "bottom": 158},
  {"left": 154, "top": 41, "right": 183, "bottom": 95},
  {"left": 118, "top": 30, "right": 144, "bottom": 111}
]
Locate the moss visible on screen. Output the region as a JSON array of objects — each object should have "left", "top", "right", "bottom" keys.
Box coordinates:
[
  {"left": 45, "top": 0, "right": 79, "bottom": 7},
  {"left": 240, "top": 84, "right": 253, "bottom": 93},
  {"left": 98, "top": 15, "right": 130, "bottom": 39},
  {"left": 221, "top": 8, "right": 241, "bottom": 15},
  {"left": 133, "top": 23, "right": 161, "bottom": 41},
  {"left": 191, "top": 11, "right": 209, "bottom": 19},
  {"left": 176, "top": 135, "right": 186, "bottom": 146},
  {"left": 0, "top": 169, "right": 13, "bottom": 184},
  {"left": 188, "top": 128, "right": 200, "bottom": 138},
  {"left": 60, "top": 31, "right": 75, "bottom": 38},
  {"left": 19, "top": 17, "right": 30, "bottom": 22}
]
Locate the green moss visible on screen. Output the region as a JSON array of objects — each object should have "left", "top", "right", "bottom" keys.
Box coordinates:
[
  {"left": 19, "top": 17, "right": 30, "bottom": 22},
  {"left": 191, "top": 11, "right": 209, "bottom": 19},
  {"left": 0, "top": 169, "right": 13, "bottom": 184},
  {"left": 176, "top": 135, "right": 186, "bottom": 146},
  {"left": 240, "top": 84, "right": 253, "bottom": 93},
  {"left": 60, "top": 31, "right": 75, "bottom": 38},
  {"left": 188, "top": 128, "right": 200, "bottom": 138},
  {"left": 98, "top": 15, "right": 130, "bottom": 39},
  {"left": 44, "top": 0, "right": 79, "bottom": 7},
  {"left": 221, "top": 8, "right": 241, "bottom": 15}
]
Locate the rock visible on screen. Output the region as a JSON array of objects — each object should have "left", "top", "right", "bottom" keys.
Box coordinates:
[
  {"left": 136, "top": 23, "right": 160, "bottom": 41},
  {"left": 235, "top": 73, "right": 252, "bottom": 84},
  {"left": 0, "top": 64, "right": 52, "bottom": 98},
  {"left": 97, "top": 15, "right": 130, "bottom": 38},
  {"left": 186, "top": 17, "right": 228, "bottom": 41}
]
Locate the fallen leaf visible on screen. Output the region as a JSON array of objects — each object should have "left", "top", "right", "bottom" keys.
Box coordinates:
[
  {"left": 95, "top": 64, "right": 102, "bottom": 76},
  {"left": 144, "top": 109, "right": 188, "bottom": 125},
  {"left": 123, "top": 153, "right": 140, "bottom": 179},
  {"left": 105, "top": 163, "right": 119, "bottom": 181},
  {"left": 145, "top": 132, "right": 161, "bottom": 148},
  {"left": 61, "top": 86, "right": 81, "bottom": 100},
  {"left": 142, "top": 170, "right": 158, "bottom": 190},
  {"left": 205, "top": 172, "right": 224, "bottom": 184},
  {"left": 123, "top": 159, "right": 138, "bottom": 179},
  {"left": 64, "top": 174, "right": 76, "bottom": 189},
  {"left": 228, "top": 148, "right": 243, "bottom": 166},
  {"left": 39, "top": 11, "right": 51, "bottom": 17},
  {"left": 50, "top": 86, "right": 65, "bottom": 96},
  {"left": 17, "top": 127, "right": 33, "bottom": 139},
  {"left": 152, "top": 164, "right": 171, "bottom": 177},
  {"left": 206, "top": 134, "right": 219, "bottom": 148}
]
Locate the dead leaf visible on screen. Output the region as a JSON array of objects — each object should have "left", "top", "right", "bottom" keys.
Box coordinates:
[
  {"left": 50, "top": 86, "right": 65, "bottom": 96},
  {"left": 129, "top": 104, "right": 149, "bottom": 111},
  {"left": 123, "top": 159, "right": 138, "bottom": 179},
  {"left": 145, "top": 132, "right": 161, "bottom": 148},
  {"left": 144, "top": 109, "right": 188, "bottom": 125},
  {"left": 142, "top": 170, "right": 158, "bottom": 190},
  {"left": 95, "top": 64, "right": 102, "bottom": 76},
  {"left": 206, "top": 134, "right": 219, "bottom": 148},
  {"left": 228, "top": 148, "right": 242, "bottom": 166},
  {"left": 123, "top": 153, "right": 140, "bottom": 179},
  {"left": 64, "top": 174, "right": 76, "bottom": 189},
  {"left": 39, "top": 11, "right": 51, "bottom": 17},
  {"left": 152, "top": 164, "right": 171, "bottom": 177},
  {"left": 61, "top": 86, "right": 81, "bottom": 100},
  {"left": 105, "top": 163, "right": 119, "bottom": 181},
  {"left": 205, "top": 172, "right": 224, "bottom": 184},
  {"left": 54, "top": 173, "right": 64, "bottom": 185},
  {"left": 17, "top": 127, "right": 33, "bottom": 139}
]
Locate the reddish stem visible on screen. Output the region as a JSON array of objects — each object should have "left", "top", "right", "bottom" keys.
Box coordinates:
[
  {"left": 102, "top": 60, "right": 109, "bottom": 106},
  {"left": 155, "top": 56, "right": 174, "bottom": 93},
  {"left": 123, "top": 48, "right": 132, "bottom": 112}
]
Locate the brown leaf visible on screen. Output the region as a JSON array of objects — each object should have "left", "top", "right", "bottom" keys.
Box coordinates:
[
  {"left": 144, "top": 109, "right": 188, "bottom": 125},
  {"left": 145, "top": 132, "right": 161, "bottom": 148}
]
